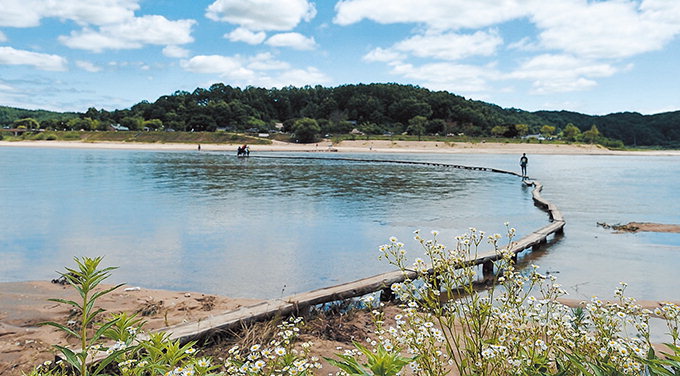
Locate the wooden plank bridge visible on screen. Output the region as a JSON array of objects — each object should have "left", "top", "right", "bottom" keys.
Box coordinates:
[{"left": 151, "top": 155, "right": 565, "bottom": 344}]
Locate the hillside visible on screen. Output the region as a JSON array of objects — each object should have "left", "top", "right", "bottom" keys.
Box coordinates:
[
  {"left": 2, "top": 84, "right": 679, "bottom": 147},
  {"left": 0, "top": 106, "right": 78, "bottom": 124}
]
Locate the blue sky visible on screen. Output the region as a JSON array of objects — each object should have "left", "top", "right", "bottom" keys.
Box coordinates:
[{"left": 1, "top": 0, "right": 679, "bottom": 115}]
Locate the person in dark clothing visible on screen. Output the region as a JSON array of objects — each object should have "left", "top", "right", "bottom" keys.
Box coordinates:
[{"left": 520, "top": 153, "right": 528, "bottom": 177}]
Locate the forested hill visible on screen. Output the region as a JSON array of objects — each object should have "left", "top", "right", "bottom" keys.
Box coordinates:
[
  {"left": 534, "top": 110, "right": 680, "bottom": 147},
  {"left": 2, "top": 83, "right": 679, "bottom": 147},
  {"left": 0, "top": 106, "right": 77, "bottom": 124}
]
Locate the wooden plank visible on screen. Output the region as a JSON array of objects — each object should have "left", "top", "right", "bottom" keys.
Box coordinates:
[
  {"left": 165, "top": 299, "right": 296, "bottom": 342},
  {"left": 285, "top": 270, "right": 416, "bottom": 307}
]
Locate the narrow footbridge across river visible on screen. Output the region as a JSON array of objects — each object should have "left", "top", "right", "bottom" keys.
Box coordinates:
[{"left": 156, "top": 155, "right": 566, "bottom": 344}]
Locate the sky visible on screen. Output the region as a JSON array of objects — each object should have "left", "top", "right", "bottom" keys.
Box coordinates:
[{"left": 1, "top": 0, "right": 679, "bottom": 116}]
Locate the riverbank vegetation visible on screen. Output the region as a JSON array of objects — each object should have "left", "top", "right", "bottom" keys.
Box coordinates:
[
  {"left": 28, "top": 228, "right": 680, "bottom": 376},
  {"left": 3, "top": 83, "right": 679, "bottom": 148},
  {"left": 0, "top": 130, "right": 270, "bottom": 145}
]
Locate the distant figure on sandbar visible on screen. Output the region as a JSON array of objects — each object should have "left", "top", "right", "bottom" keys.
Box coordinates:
[
  {"left": 197, "top": 144, "right": 201, "bottom": 151},
  {"left": 520, "top": 153, "right": 528, "bottom": 177},
  {"left": 237, "top": 144, "right": 250, "bottom": 156}
]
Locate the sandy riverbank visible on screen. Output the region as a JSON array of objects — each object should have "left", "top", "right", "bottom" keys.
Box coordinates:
[
  {"left": 2, "top": 139, "right": 680, "bottom": 155},
  {"left": 0, "top": 281, "right": 260, "bottom": 374}
]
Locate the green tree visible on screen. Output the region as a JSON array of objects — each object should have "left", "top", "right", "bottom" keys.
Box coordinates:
[
  {"left": 40, "top": 118, "right": 63, "bottom": 130},
  {"left": 358, "top": 122, "right": 384, "bottom": 135},
  {"left": 246, "top": 116, "right": 268, "bottom": 132},
  {"left": 406, "top": 115, "right": 427, "bottom": 141},
  {"left": 514, "top": 123, "right": 529, "bottom": 137},
  {"left": 120, "top": 116, "right": 143, "bottom": 131},
  {"left": 582, "top": 124, "right": 601, "bottom": 143},
  {"left": 388, "top": 98, "right": 432, "bottom": 124},
  {"left": 426, "top": 119, "right": 446, "bottom": 135},
  {"left": 67, "top": 118, "right": 96, "bottom": 131},
  {"left": 143, "top": 119, "right": 163, "bottom": 130},
  {"left": 187, "top": 114, "right": 216, "bottom": 132},
  {"left": 292, "top": 117, "right": 321, "bottom": 143},
  {"left": 562, "top": 123, "right": 581, "bottom": 141},
  {"left": 540, "top": 125, "right": 556, "bottom": 137},
  {"left": 491, "top": 125, "right": 508, "bottom": 137},
  {"left": 13, "top": 118, "right": 39, "bottom": 129}
]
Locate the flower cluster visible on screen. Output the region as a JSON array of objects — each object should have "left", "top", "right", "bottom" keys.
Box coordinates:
[
  {"left": 367, "top": 227, "right": 675, "bottom": 376},
  {"left": 225, "top": 317, "right": 322, "bottom": 375}
]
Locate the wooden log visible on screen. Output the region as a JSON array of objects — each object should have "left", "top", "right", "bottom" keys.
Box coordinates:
[
  {"left": 285, "top": 269, "right": 416, "bottom": 308},
  {"left": 165, "top": 299, "right": 296, "bottom": 343}
]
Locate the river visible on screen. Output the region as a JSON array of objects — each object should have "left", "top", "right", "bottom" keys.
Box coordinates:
[{"left": 1, "top": 147, "right": 678, "bottom": 301}]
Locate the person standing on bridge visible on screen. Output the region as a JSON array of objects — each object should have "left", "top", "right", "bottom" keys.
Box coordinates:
[{"left": 520, "top": 153, "right": 528, "bottom": 177}]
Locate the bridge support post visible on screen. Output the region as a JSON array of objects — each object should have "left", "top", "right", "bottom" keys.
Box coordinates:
[
  {"left": 380, "top": 287, "right": 395, "bottom": 303},
  {"left": 482, "top": 260, "right": 494, "bottom": 278}
]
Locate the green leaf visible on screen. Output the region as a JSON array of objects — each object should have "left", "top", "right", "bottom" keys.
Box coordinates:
[
  {"left": 40, "top": 321, "right": 80, "bottom": 339},
  {"left": 92, "top": 348, "right": 128, "bottom": 376},
  {"left": 91, "top": 318, "right": 120, "bottom": 344},
  {"left": 90, "top": 283, "right": 124, "bottom": 302},
  {"left": 53, "top": 344, "right": 81, "bottom": 370},
  {"left": 47, "top": 297, "right": 82, "bottom": 310},
  {"left": 324, "top": 357, "right": 371, "bottom": 376}
]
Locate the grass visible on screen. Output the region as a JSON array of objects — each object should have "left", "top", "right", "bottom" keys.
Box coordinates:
[{"left": 0, "top": 130, "right": 272, "bottom": 145}]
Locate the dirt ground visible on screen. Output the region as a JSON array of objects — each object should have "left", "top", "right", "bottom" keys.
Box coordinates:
[
  {"left": 0, "top": 281, "right": 259, "bottom": 374},
  {"left": 0, "top": 280, "right": 395, "bottom": 375}
]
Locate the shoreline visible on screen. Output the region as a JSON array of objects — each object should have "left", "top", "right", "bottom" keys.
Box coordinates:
[
  {"left": 2, "top": 139, "right": 680, "bottom": 155},
  {"left": 0, "top": 280, "right": 260, "bottom": 374}
]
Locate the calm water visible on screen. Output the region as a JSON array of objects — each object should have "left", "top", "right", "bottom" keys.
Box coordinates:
[{"left": 0, "top": 147, "right": 678, "bottom": 302}]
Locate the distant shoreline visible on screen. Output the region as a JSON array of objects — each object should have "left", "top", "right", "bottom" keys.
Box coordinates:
[{"left": 2, "top": 139, "right": 680, "bottom": 156}]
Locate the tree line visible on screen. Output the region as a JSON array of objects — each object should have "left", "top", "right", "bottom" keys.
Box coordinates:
[{"left": 2, "top": 83, "right": 679, "bottom": 147}]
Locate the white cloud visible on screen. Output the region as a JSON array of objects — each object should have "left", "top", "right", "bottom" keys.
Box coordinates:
[
  {"left": 226, "top": 27, "right": 267, "bottom": 44},
  {"left": 509, "top": 54, "right": 619, "bottom": 94},
  {"left": 507, "top": 36, "right": 540, "bottom": 51},
  {"left": 0, "top": 46, "right": 67, "bottom": 71},
  {"left": 0, "top": 80, "right": 16, "bottom": 92},
  {"left": 180, "top": 53, "right": 330, "bottom": 88},
  {"left": 391, "top": 62, "right": 498, "bottom": 93},
  {"left": 265, "top": 33, "right": 317, "bottom": 50},
  {"left": 76, "top": 60, "right": 102, "bottom": 72},
  {"left": 163, "top": 45, "right": 190, "bottom": 58},
  {"left": 530, "top": 0, "right": 680, "bottom": 59},
  {"left": 206, "top": 0, "right": 316, "bottom": 31},
  {"left": 0, "top": 31, "right": 7, "bottom": 42},
  {"left": 246, "top": 53, "right": 291, "bottom": 70},
  {"left": 338, "top": 0, "right": 680, "bottom": 98},
  {"left": 59, "top": 15, "right": 196, "bottom": 52},
  {"left": 363, "top": 47, "right": 405, "bottom": 63},
  {"left": 334, "top": 0, "right": 527, "bottom": 31},
  {"left": 394, "top": 30, "right": 502, "bottom": 60},
  {"left": 0, "top": 0, "right": 139, "bottom": 27},
  {"left": 181, "top": 55, "right": 256, "bottom": 80}
]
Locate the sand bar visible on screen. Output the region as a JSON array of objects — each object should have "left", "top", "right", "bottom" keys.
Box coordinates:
[{"left": 2, "top": 139, "right": 680, "bottom": 155}]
